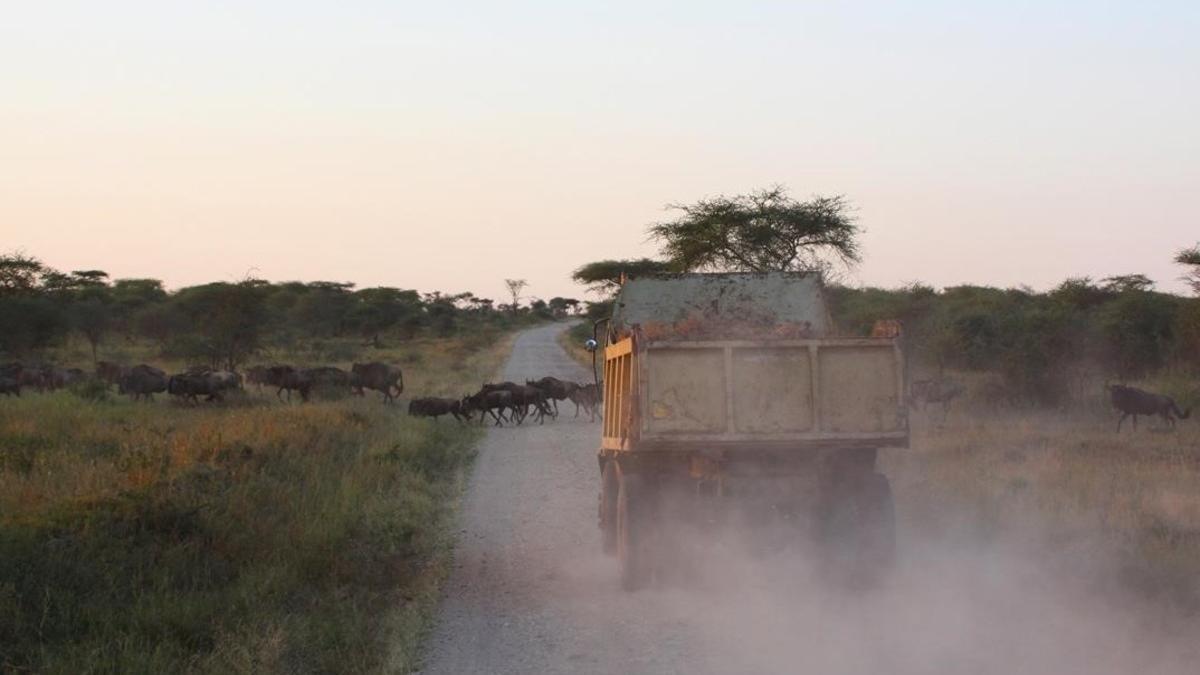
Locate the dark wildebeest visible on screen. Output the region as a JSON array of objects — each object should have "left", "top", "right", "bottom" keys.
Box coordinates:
[
  {"left": 265, "top": 365, "right": 311, "bottom": 402},
  {"left": 351, "top": 362, "right": 404, "bottom": 403},
  {"left": 168, "top": 369, "right": 240, "bottom": 403},
  {"left": 409, "top": 397, "right": 471, "bottom": 422},
  {"left": 568, "top": 382, "right": 602, "bottom": 422},
  {"left": 119, "top": 364, "right": 168, "bottom": 401},
  {"left": 2, "top": 363, "right": 43, "bottom": 392},
  {"left": 463, "top": 390, "right": 517, "bottom": 426},
  {"left": 0, "top": 377, "right": 19, "bottom": 397},
  {"left": 481, "top": 382, "right": 552, "bottom": 425},
  {"left": 526, "top": 376, "right": 578, "bottom": 418},
  {"left": 245, "top": 365, "right": 271, "bottom": 390},
  {"left": 37, "top": 366, "right": 83, "bottom": 391},
  {"left": 1107, "top": 384, "right": 1191, "bottom": 432},
  {"left": 96, "top": 361, "right": 127, "bottom": 388}
]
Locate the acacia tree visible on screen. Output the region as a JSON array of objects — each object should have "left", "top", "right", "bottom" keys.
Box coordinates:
[
  {"left": 0, "top": 252, "right": 46, "bottom": 295},
  {"left": 571, "top": 258, "right": 673, "bottom": 295},
  {"left": 647, "top": 186, "right": 861, "bottom": 274},
  {"left": 504, "top": 279, "right": 527, "bottom": 314},
  {"left": 1177, "top": 244, "right": 1200, "bottom": 294}
]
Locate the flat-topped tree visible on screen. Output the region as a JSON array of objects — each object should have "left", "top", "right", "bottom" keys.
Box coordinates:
[{"left": 648, "top": 186, "right": 861, "bottom": 275}]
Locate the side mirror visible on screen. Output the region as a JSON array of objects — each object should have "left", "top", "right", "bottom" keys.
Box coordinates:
[{"left": 584, "top": 338, "right": 598, "bottom": 352}]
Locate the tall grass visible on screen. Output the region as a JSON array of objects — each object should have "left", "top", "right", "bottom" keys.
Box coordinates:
[{"left": 0, "top": 333, "right": 514, "bottom": 673}]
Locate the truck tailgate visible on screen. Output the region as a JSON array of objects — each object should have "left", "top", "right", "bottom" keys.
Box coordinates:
[{"left": 637, "top": 339, "right": 906, "bottom": 447}]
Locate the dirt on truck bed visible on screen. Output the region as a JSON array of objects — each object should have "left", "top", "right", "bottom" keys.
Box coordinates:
[{"left": 417, "top": 323, "right": 1199, "bottom": 675}]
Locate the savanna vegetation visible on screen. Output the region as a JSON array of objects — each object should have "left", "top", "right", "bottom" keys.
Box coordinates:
[
  {"left": 0, "top": 251, "right": 580, "bottom": 369},
  {"left": 0, "top": 251, "right": 581, "bottom": 672}
]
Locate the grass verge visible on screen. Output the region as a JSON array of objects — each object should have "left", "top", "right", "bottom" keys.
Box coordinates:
[{"left": 0, "top": 332, "right": 515, "bottom": 673}]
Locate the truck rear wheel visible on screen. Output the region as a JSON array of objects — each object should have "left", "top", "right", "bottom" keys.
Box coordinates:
[
  {"left": 599, "top": 460, "right": 619, "bottom": 555},
  {"left": 617, "top": 472, "right": 654, "bottom": 591},
  {"left": 818, "top": 472, "right": 895, "bottom": 586}
]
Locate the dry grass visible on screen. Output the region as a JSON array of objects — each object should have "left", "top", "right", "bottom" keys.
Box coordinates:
[
  {"left": 883, "top": 403, "right": 1200, "bottom": 608},
  {"left": 0, "top": 331, "right": 516, "bottom": 673}
]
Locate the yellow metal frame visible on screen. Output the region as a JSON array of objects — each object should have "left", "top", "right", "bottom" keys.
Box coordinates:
[{"left": 601, "top": 336, "right": 636, "bottom": 451}]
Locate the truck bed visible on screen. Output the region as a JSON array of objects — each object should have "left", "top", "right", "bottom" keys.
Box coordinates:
[{"left": 602, "top": 337, "right": 908, "bottom": 452}]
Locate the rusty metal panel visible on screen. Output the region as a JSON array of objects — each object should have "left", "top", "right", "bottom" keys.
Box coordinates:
[
  {"left": 817, "top": 345, "right": 902, "bottom": 433},
  {"left": 644, "top": 347, "right": 727, "bottom": 434},
  {"left": 731, "top": 347, "right": 814, "bottom": 433}
]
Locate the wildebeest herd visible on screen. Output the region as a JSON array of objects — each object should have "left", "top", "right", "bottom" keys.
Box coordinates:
[
  {"left": 908, "top": 375, "right": 1190, "bottom": 433},
  {"left": 1, "top": 359, "right": 604, "bottom": 425},
  {"left": 409, "top": 376, "right": 602, "bottom": 425},
  {"left": 0, "top": 363, "right": 88, "bottom": 395},
  {"left": 0, "top": 360, "right": 405, "bottom": 404},
  {"left": 3, "top": 359, "right": 1185, "bottom": 434}
]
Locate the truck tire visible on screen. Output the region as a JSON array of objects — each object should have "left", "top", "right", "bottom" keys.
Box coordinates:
[
  {"left": 818, "top": 472, "right": 895, "bottom": 586},
  {"left": 599, "top": 460, "right": 619, "bottom": 555},
  {"left": 858, "top": 473, "right": 896, "bottom": 576},
  {"left": 617, "top": 472, "right": 654, "bottom": 591}
]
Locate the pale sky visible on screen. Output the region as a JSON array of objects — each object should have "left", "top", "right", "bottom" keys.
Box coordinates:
[{"left": 3, "top": 2, "right": 1198, "bottom": 301}]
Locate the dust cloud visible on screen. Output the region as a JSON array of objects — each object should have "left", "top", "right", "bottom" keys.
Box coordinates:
[{"left": 571, "top": 511, "right": 1199, "bottom": 675}]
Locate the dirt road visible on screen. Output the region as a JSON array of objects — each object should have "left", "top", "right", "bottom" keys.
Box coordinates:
[
  {"left": 420, "top": 323, "right": 1197, "bottom": 675},
  {"left": 421, "top": 323, "right": 700, "bottom": 674}
]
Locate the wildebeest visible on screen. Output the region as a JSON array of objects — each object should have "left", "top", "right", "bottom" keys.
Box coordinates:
[
  {"left": 463, "top": 390, "right": 517, "bottom": 426},
  {"left": 0, "top": 377, "right": 19, "bottom": 397},
  {"left": 2, "top": 363, "right": 47, "bottom": 392},
  {"left": 3, "top": 364, "right": 37, "bottom": 391},
  {"left": 568, "top": 382, "right": 602, "bottom": 422},
  {"left": 481, "top": 382, "right": 552, "bottom": 425},
  {"left": 525, "top": 376, "right": 578, "bottom": 418},
  {"left": 910, "top": 378, "right": 965, "bottom": 413},
  {"left": 351, "top": 362, "right": 404, "bottom": 403},
  {"left": 1107, "top": 384, "right": 1191, "bottom": 432},
  {"left": 265, "top": 365, "right": 311, "bottom": 402},
  {"left": 409, "top": 397, "right": 471, "bottom": 422},
  {"left": 168, "top": 369, "right": 240, "bottom": 403},
  {"left": 245, "top": 365, "right": 271, "bottom": 390},
  {"left": 119, "top": 364, "right": 168, "bottom": 401},
  {"left": 96, "top": 361, "right": 127, "bottom": 388}
]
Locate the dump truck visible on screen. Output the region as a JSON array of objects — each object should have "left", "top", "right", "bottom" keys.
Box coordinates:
[{"left": 591, "top": 272, "right": 908, "bottom": 590}]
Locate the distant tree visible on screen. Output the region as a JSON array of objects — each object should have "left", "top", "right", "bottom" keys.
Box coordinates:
[
  {"left": 529, "top": 298, "right": 552, "bottom": 319},
  {"left": 547, "top": 297, "right": 580, "bottom": 317},
  {"left": 291, "top": 281, "right": 355, "bottom": 337},
  {"left": 1101, "top": 274, "right": 1155, "bottom": 294},
  {"left": 647, "top": 187, "right": 861, "bottom": 274},
  {"left": 171, "top": 280, "right": 268, "bottom": 369},
  {"left": 504, "top": 279, "right": 527, "bottom": 314},
  {"left": 69, "top": 285, "right": 114, "bottom": 364},
  {"left": 0, "top": 252, "right": 47, "bottom": 295},
  {"left": 1176, "top": 244, "right": 1200, "bottom": 294},
  {"left": 571, "top": 259, "right": 674, "bottom": 295},
  {"left": 350, "top": 287, "right": 422, "bottom": 346},
  {"left": 1049, "top": 277, "right": 1113, "bottom": 310},
  {"left": 110, "top": 279, "right": 169, "bottom": 338}
]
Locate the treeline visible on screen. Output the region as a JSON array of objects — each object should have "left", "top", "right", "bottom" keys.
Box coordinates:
[
  {"left": 830, "top": 275, "right": 1200, "bottom": 404},
  {"left": 0, "top": 252, "right": 580, "bottom": 368}
]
